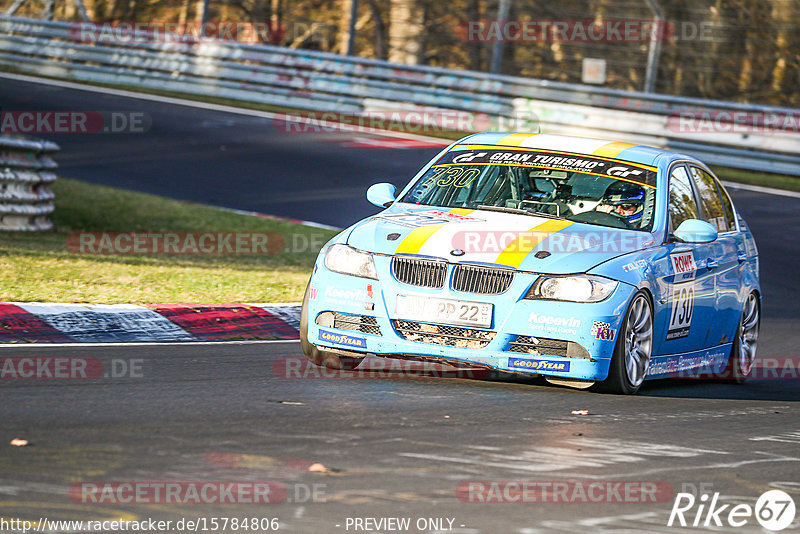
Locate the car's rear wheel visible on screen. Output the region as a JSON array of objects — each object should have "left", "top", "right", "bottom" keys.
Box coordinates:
[
  {"left": 596, "top": 290, "right": 653, "bottom": 395},
  {"left": 718, "top": 291, "right": 760, "bottom": 383},
  {"left": 300, "top": 282, "right": 364, "bottom": 371}
]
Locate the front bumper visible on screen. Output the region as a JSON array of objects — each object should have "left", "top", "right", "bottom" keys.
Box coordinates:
[{"left": 306, "top": 256, "right": 636, "bottom": 382}]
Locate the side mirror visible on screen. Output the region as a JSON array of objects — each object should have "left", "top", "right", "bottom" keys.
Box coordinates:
[
  {"left": 367, "top": 183, "right": 397, "bottom": 208},
  {"left": 672, "top": 219, "right": 718, "bottom": 244}
]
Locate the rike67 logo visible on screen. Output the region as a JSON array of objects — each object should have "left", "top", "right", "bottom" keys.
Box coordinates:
[{"left": 668, "top": 490, "right": 796, "bottom": 531}]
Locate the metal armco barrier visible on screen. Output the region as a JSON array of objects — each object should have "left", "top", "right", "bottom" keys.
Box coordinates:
[
  {"left": 0, "top": 134, "right": 58, "bottom": 231},
  {"left": 0, "top": 16, "right": 798, "bottom": 176}
]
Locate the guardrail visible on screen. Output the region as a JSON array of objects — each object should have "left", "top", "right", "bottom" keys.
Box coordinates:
[
  {"left": 0, "top": 134, "right": 58, "bottom": 231},
  {"left": 0, "top": 16, "right": 798, "bottom": 176}
]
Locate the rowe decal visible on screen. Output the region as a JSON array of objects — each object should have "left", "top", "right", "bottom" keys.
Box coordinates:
[
  {"left": 667, "top": 251, "right": 696, "bottom": 341},
  {"left": 318, "top": 329, "right": 367, "bottom": 349},
  {"left": 508, "top": 358, "right": 570, "bottom": 372}
]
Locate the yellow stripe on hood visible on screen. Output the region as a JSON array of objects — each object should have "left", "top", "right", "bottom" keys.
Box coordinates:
[
  {"left": 592, "top": 141, "right": 636, "bottom": 158},
  {"left": 495, "top": 219, "right": 574, "bottom": 268},
  {"left": 394, "top": 208, "right": 474, "bottom": 255},
  {"left": 497, "top": 133, "right": 539, "bottom": 147}
]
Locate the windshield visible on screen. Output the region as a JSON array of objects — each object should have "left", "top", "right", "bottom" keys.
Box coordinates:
[{"left": 402, "top": 147, "right": 658, "bottom": 231}]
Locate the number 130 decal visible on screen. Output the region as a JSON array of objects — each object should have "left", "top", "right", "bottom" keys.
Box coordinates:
[
  {"left": 667, "top": 251, "right": 696, "bottom": 341},
  {"left": 423, "top": 166, "right": 481, "bottom": 188}
]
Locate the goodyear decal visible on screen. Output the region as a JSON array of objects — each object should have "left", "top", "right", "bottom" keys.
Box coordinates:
[
  {"left": 508, "top": 357, "right": 570, "bottom": 372},
  {"left": 318, "top": 329, "right": 367, "bottom": 349},
  {"left": 434, "top": 147, "right": 656, "bottom": 188},
  {"left": 394, "top": 208, "right": 475, "bottom": 254}
]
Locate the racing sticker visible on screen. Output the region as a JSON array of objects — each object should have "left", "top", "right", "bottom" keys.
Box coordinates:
[
  {"left": 622, "top": 259, "right": 647, "bottom": 272},
  {"left": 507, "top": 357, "right": 570, "bottom": 372},
  {"left": 318, "top": 329, "right": 367, "bottom": 349},
  {"left": 591, "top": 321, "right": 616, "bottom": 341},
  {"left": 433, "top": 149, "right": 657, "bottom": 187},
  {"left": 667, "top": 251, "right": 696, "bottom": 340},
  {"left": 378, "top": 210, "right": 483, "bottom": 228}
]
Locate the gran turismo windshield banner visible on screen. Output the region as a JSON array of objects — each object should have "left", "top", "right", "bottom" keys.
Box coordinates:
[{"left": 434, "top": 148, "right": 657, "bottom": 188}]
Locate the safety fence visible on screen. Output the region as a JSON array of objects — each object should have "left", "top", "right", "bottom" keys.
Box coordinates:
[{"left": 0, "top": 16, "right": 797, "bottom": 176}]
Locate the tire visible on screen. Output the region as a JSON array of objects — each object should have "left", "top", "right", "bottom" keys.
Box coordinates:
[
  {"left": 299, "top": 282, "right": 364, "bottom": 371},
  {"left": 596, "top": 290, "right": 654, "bottom": 395},
  {"left": 716, "top": 292, "right": 760, "bottom": 383}
]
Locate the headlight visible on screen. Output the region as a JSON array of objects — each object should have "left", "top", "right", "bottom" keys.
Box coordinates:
[
  {"left": 526, "top": 275, "right": 618, "bottom": 303},
  {"left": 324, "top": 244, "right": 378, "bottom": 279}
]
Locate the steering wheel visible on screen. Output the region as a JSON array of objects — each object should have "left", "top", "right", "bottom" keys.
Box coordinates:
[{"left": 569, "top": 210, "right": 634, "bottom": 229}]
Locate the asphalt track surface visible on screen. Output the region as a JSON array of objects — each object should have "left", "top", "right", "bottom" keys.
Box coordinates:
[{"left": 1, "top": 77, "right": 799, "bottom": 533}]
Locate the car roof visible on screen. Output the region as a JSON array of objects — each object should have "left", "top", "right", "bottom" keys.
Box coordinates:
[{"left": 458, "top": 132, "right": 688, "bottom": 169}]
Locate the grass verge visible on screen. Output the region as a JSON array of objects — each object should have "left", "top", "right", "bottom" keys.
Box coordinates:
[{"left": 0, "top": 179, "right": 336, "bottom": 304}]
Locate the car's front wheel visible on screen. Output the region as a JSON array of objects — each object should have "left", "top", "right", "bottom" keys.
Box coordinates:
[
  {"left": 299, "top": 282, "right": 365, "bottom": 371},
  {"left": 596, "top": 290, "right": 653, "bottom": 395}
]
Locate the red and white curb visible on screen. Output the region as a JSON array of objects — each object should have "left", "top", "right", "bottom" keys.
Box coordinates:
[{"left": 0, "top": 303, "right": 301, "bottom": 344}]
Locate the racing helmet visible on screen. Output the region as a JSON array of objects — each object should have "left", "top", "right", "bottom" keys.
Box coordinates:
[{"left": 602, "top": 181, "right": 645, "bottom": 223}]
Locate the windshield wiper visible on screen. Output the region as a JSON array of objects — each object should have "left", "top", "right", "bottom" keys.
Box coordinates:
[{"left": 476, "top": 205, "right": 565, "bottom": 220}]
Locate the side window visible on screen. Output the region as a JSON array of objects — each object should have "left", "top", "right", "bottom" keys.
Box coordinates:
[
  {"left": 669, "top": 165, "right": 699, "bottom": 231},
  {"left": 689, "top": 166, "right": 727, "bottom": 232},
  {"left": 714, "top": 179, "right": 737, "bottom": 232}
]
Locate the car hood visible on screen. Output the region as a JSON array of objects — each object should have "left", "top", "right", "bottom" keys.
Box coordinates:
[{"left": 346, "top": 205, "right": 654, "bottom": 274}]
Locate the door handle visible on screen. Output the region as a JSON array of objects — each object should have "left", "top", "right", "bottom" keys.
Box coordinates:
[
  {"left": 737, "top": 252, "right": 748, "bottom": 263},
  {"left": 705, "top": 258, "right": 719, "bottom": 270}
]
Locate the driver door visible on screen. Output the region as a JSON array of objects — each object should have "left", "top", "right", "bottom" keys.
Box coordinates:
[{"left": 657, "top": 164, "right": 718, "bottom": 356}]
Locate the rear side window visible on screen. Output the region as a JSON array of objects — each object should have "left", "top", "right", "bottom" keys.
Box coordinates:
[
  {"left": 714, "top": 180, "right": 737, "bottom": 232},
  {"left": 689, "top": 166, "right": 728, "bottom": 232},
  {"left": 668, "top": 166, "right": 699, "bottom": 231}
]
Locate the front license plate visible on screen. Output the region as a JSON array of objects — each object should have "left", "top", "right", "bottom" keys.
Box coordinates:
[{"left": 395, "top": 295, "right": 493, "bottom": 328}]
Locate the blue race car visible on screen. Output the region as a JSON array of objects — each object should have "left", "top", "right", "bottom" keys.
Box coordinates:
[{"left": 300, "top": 133, "right": 761, "bottom": 394}]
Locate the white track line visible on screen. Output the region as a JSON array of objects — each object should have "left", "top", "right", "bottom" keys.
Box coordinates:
[{"left": 722, "top": 180, "right": 800, "bottom": 199}]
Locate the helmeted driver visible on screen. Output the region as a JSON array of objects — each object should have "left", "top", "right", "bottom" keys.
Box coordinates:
[{"left": 596, "top": 181, "right": 645, "bottom": 224}]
